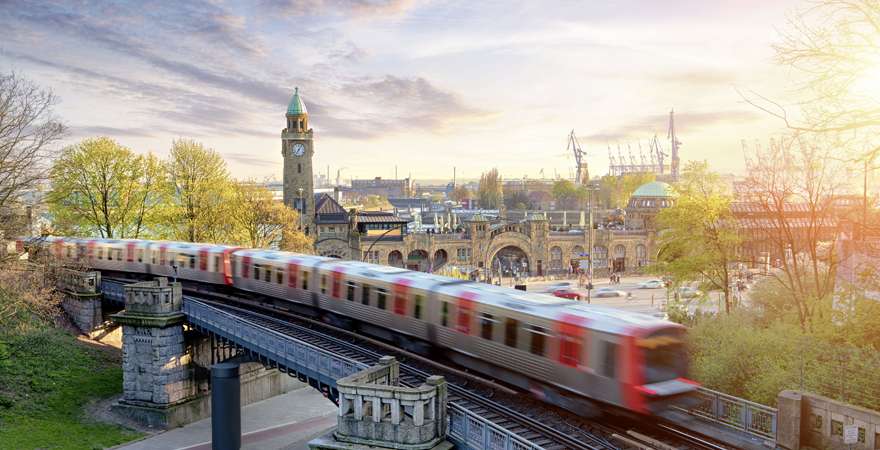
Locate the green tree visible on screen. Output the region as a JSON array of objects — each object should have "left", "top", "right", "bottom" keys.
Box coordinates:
[
  {"left": 597, "top": 173, "right": 656, "bottom": 208},
  {"left": 48, "top": 138, "right": 167, "bottom": 238},
  {"left": 654, "top": 161, "right": 740, "bottom": 313},
  {"left": 551, "top": 179, "right": 586, "bottom": 210},
  {"left": 478, "top": 168, "right": 502, "bottom": 209},
  {"left": 166, "top": 139, "right": 236, "bottom": 243},
  {"left": 503, "top": 190, "right": 532, "bottom": 210},
  {"left": 230, "top": 182, "right": 312, "bottom": 252}
]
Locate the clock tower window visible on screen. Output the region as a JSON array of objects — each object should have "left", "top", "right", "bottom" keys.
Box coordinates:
[{"left": 298, "top": 163, "right": 302, "bottom": 174}]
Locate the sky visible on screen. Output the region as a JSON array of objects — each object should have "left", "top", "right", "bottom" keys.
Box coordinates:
[{"left": 1, "top": 0, "right": 805, "bottom": 182}]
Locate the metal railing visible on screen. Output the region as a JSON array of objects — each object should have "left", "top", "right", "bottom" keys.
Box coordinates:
[
  {"left": 448, "top": 402, "right": 543, "bottom": 450},
  {"left": 183, "top": 298, "right": 546, "bottom": 450},
  {"left": 678, "top": 387, "right": 777, "bottom": 441}
]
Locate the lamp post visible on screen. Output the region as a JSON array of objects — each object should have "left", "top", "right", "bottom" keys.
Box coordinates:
[
  {"left": 585, "top": 182, "right": 600, "bottom": 302},
  {"left": 297, "top": 187, "right": 304, "bottom": 231}
]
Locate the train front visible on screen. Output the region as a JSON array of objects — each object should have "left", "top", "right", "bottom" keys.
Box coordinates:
[{"left": 626, "top": 324, "right": 699, "bottom": 414}]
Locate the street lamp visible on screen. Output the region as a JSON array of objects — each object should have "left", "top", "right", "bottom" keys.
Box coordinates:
[{"left": 585, "top": 182, "right": 600, "bottom": 302}]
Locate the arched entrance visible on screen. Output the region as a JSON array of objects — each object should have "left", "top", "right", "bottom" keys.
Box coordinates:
[
  {"left": 613, "top": 244, "right": 626, "bottom": 273},
  {"left": 407, "top": 249, "right": 430, "bottom": 272},
  {"left": 635, "top": 244, "right": 647, "bottom": 267},
  {"left": 433, "top": 249, "right": 448, "bottom": 272},
  {"left": 491, "top": 246, "right": 530, "bottom": 278},
  {"left": 388, "top": 250, "right": 404, "bottom": 268},
  {"left": 571, "top": 245, "right": 585, "bottom": 273},
  {"left": 549, "top": 246, "right": 563, "bottom": 273}
]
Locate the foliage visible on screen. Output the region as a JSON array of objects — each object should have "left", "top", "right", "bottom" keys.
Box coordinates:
[
  {"left": 230, "top": 182, "right": 312, "bottom": 252},
  {"left": 355, "top": 194, "right": 391, "bottom": 210},
  {"left": 550, "top": 179, "right": 586, "bottom": 210},
  {"left": 0, "top": 72, "right": 65, "bottom": 217},
  {"left": 48, "top": 138, "right": 168, "bottom": 239},
  {"left": 478, "top": 168, "right": 503, "bottom": 209},
  {"left": 503, "top": 190, "right": 532, "bottom": 210},
  {"left": 597, "top": 173, "right": 655, "bottom": 208},
  {"left": 0, "top": 265, "right": 140, "bottom": 448},
  {"left": 653, "top": 161, "right": 740, "bottom": 313},
  {"left": 166, "top": 139, "right": 238, "bottom": 243},
  {"left": 449, "top": 185, "right": 472, "bottom": 202}
]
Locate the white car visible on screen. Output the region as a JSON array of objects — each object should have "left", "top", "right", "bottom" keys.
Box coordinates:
[
  {"left": 678, "top": 286, "right": 703, "bottom": 298},
  {"left": 543, "top": 281, "right": 573, "bottom": 292},
  {"left": 594, "top": 287, "right": 631, "bottom": 298},
  {"left": 638, "top": 279, "right": 664, "bottom": 289}
]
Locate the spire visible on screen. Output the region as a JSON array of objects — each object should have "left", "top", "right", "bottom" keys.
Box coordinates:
[{"left": 287, "top": 87, "right": 308, "bottom": 115}]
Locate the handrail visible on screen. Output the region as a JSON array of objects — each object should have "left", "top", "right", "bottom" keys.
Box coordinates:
[{"left": 677, "top": 386, "right": 777, "bottom": 441}]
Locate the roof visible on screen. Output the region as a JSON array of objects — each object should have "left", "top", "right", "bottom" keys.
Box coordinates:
[
  {"left": 356, "top": 211, "right": 409, "bottom": 224},
  {"left": 287, "top": 87, "right": 307, "bottom": 115},
  {"left": 631, "top": 181, "right": 673, "bottom": 198},
  {"left": 315, "top": 193, "right": 348, "bottom": 224}
]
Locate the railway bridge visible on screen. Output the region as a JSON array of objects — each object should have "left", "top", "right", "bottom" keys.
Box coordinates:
[{"left": 57, "top": 267, "right": 878, "bottom": 450}]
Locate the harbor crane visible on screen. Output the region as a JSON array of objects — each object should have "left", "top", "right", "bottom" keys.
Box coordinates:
[{"left": 567, "top": 130, "right": 589, "bottom": 184}]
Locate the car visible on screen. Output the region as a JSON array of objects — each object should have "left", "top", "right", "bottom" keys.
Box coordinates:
[
  {"left": 638, "top": 279, "right": 664, "bottom": 289},
  {"left": 678, "top": 286, "right": 703, "bottom": 298},
  {"left": 543, "top": 281, "right": 573, "bottom": 292},
  {"left": 552, "top": 287, "right": 583, "bottom": 300},
  {"left": 594, "top": 287, "right": 631, "bottom": 298}
]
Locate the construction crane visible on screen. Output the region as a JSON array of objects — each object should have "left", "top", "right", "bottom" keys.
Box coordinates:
[{"left": 567, "top": 130, "right": 589, "bottom": 184}]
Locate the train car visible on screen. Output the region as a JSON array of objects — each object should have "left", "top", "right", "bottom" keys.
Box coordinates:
[{"left": 231, "top": 249, "right": 334, "bottom": 310}]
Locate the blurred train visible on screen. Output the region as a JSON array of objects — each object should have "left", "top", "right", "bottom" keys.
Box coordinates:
[{"left": 23, "top": 236, "right": 698, "bottom": 416}]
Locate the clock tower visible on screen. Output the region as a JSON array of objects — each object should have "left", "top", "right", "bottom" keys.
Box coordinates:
[{"left": 282, "top": 87, "right": 315, "bottom": 235}]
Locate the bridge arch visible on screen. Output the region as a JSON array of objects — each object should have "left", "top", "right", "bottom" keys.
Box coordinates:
[
  {"left": 407, "top": 249, "right": 430, "bottom": 272},
  {"left": 388, "top": 250, "right": 404, "bottom": 268},
  {"left": 433, "top": 249, "right": 448, "bottom": 272}
]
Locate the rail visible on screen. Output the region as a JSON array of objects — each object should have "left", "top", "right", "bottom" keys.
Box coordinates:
[
  {"left": 678, "top": 386, "right": 777, "bottom": 442},
  {"left": 181, "top": 298, "right": 551, "bottom": 450}
]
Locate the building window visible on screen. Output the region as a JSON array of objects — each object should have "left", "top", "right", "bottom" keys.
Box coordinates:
[
  {"left": 831, "top": 419, "right": 843, "bottom": 437},
  {"left": 298, "top": 163, "right": 302, "bottom": 174}
]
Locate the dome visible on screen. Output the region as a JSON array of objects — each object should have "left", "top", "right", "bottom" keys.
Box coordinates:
[
  {"left": 287, "top": 87, "right": 307, "bottom": 115},
  {"left": 631, "top": 181, "right": 673, "bottom": 198}
]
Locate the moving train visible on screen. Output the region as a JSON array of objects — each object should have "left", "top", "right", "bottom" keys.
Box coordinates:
[{"left": 23, "top": 236, "right": 699, "bottom": 416}]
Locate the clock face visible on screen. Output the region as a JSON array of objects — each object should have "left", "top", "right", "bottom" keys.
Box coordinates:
[{"left": 292, "top": 143, "right": 305, "bottom": 156}]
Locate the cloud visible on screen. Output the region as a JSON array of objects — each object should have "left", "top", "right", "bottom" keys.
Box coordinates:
[
  {"left": 582, "top": 110, "right": 762, "bottom": 143},
  {"left": 261, "top": 0, "right": 415, "bottom": 17},
  {"left": 70, "top": 126, "right": 156, "bottom": 139},
  {"left": 225, "top": 153, "right": 279, "bottom": 168}
]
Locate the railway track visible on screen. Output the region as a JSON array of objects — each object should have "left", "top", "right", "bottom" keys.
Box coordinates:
[
  {"left": 190, "top": 296, "right": 614, "bottom": 450},
  {"left": 103, "top": 275, "right": 733, "bottom": 450}
]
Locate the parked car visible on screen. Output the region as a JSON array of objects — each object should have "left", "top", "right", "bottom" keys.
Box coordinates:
[
  {"left": 678, "top": 286, "right": 703, "bottom": 298},
  {"left": 638, "top": 279, "right": 664, "bottom": 289},
  {"left": 594, "top": 287, "right": 631, "bottom": 298},
  {"left": 552, "top": 287, "right": 583, "bottom": 300}
]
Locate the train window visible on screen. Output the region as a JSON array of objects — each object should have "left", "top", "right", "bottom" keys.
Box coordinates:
[
  {"left": 97, "top": 248, "right": 103, "bottom": 260},
  {"left": 302, "top": 271, "right": 309, "bottom": 290},
  {"left": 480, "top": 313, "right": 495, "bottom": 340},
  {"left": 116, "top": 249, "right": 123, "bottom": 260},
  {"left": 456, "top": 303, "right": 472, "bottom": 334},
  {"left": 189, "top": 255, "right": 196, "bottom": 269},
  {"left": 441, "top": 302, "right": 449, "bottom": 327},
  {"left": 413, "top": 294, "right": 423, "bottom": 319},
  {"left": 276, "top": 270, "right": 283, "bottom": 284},
  {"left": 376, "top": 288, "right": 387, "bottom": 310},
  {"left": 320, "top": 275, "right": 327, "bottom": 294},
  {"left": 528, "top": 325, "right": 548, "bottom": 357},
  {"left": 107, "top": 248, "right": 113, "bottom": 261},
  {"left": 602, "top": 342, "right": 617, "bottom": 378},
  {"left": 152, "top": 251, "right": 157, "bottom": 264},
  {"left": 346, "top": 282, "right": 356, "bottom": 301},
  {"left": 264, "top": 267, "right": 271, "bottom": 282},
  {"left": 253, "top": 265, "right": 260, "bottom": 280},
  {"left": 215, "top": 256, "right": 221, "bottom": 272},
  {"left": 362, "top": 284, "right": 371, "bottom": 305},
  {"left": 504, "top": 318, "right": 518, "bottom": 347},
  {"left": 137, "top": 249, "right": 143, "bottom": 263}
]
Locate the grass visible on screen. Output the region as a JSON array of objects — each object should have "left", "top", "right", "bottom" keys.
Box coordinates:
[{"left": 0, "top": 326, "right": 142, "bottom": 449}]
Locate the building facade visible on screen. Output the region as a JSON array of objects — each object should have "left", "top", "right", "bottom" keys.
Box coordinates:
[{"left": 282, "top": 87, "right": 315, "bottom": 235}]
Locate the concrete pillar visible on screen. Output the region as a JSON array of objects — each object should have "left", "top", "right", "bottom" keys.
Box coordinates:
[
  {"left": 777, "top": 390, "right": 803, "bottom": 450},
  {"left": 413, "top": 400, "right": 424, "bottom": 426},
  {"left": 354, "top": 395, "right": 363, "bottom": 420},
  {"left": 57, "top": 269, "right": 103, "bottom": 334},
  {"left": 110, "top": 278, "right": 196, "bottom": 428},
  {"left": 390, "top": 398, "right": 400, "bottom": 425},
  {"left": 372, "top": 397, "right": 382, "bottom": 422}
]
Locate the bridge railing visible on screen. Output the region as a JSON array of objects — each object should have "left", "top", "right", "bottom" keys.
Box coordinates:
[
  {"left": 182, "top": 298, "right": 547, "bottom": 450},
  {"left": 678, "top": 386, "right": 777, "bottom": 441},
  {"left": 448, "top": 402, "right": 542, "bottom": 450}
]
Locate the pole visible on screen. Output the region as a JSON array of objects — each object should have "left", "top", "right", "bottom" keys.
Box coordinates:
[
  {"left": 587, "top": 185, "right": 595, "bottom": 303},
  {"left": 211, "top": 362, "right": 241, "bottom": 450}
]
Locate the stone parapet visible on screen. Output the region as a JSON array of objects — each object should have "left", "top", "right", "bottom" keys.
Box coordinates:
[
  {"left": 331, "top": 356, "right": 448, "bottom": 450},
  {"left": 56, "top": 268, "right": 103, "bottom": 333},
  {"left": 777, "top": 390, "right": 880, "bottom": 450},
  {"left": 55, "top": 267, "right": 101, "bottom": 295}
]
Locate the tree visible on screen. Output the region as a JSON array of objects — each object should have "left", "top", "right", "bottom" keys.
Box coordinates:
[
  {"left": 597, "top": 173, "right": 656, "bottom": 208},
  {"left": 230, "top": 182, "right": 312, "bottom": 252},
  {"left": 0, "top": 73, "right": 65, "bottom": 229},
  {"left": 166, "top": 139, "right": 236, "bottom": 243},
  {"left": 478, "top": 168, "right": 503, "bottom": 209},
  {"left": 654, "top": 161, "right": 740, "bottom": 313},
  {"left": 47, "top": 138, "right": 167, "bottom": 238},
  {"left": 449, "top": 185, "right": 472, "bottom": 203},
  {"left": 739, "top": 136, "right": 841, "bottom": 331},
  {"left": 551, "top": 179, "right": 586, "bottom": 210},
  {"left": 503, "top": 190, "right": 532, "bottom": 210}
]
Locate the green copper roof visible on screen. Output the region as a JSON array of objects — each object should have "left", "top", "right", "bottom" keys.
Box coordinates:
[
  {"left": 287, "top": 87, "right": 307, "bottom": 115},
  {"left": 631, "top": 181, "right": 674, "bottom": 198}
]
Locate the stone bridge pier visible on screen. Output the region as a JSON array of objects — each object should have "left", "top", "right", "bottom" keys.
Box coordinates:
[
  {"left": 110, "top": 278, "right": 302, "bottom": 428},
  {"left": 56, "top": 267, "right": 104, "bottom": 335}
]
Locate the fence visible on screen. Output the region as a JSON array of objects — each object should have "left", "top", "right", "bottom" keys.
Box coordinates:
[{"left": 679, "top": 387, "right": 777, "bottom": 441}]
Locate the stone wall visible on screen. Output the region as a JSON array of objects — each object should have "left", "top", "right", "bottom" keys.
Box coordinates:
[
  {"left": 121, "top": 324, "right": 195, "bottom": 405},
  {"left": 778, "top": 390, "right": 880, "bottom": 450},
  {"left": 62, "top": 295, "right": 102, "bottom": 333}
]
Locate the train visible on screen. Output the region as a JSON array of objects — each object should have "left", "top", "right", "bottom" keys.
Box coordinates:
[{"left": 22, "top": 236, "right": 699, "bottom": 416}]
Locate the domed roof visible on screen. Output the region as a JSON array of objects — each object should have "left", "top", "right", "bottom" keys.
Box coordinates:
[
  {"left": 631, "top": 181, "right": 673, "bottom": 198},
  {"left": 287, "top": 87, "right": 307, "bottom": 115}
]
